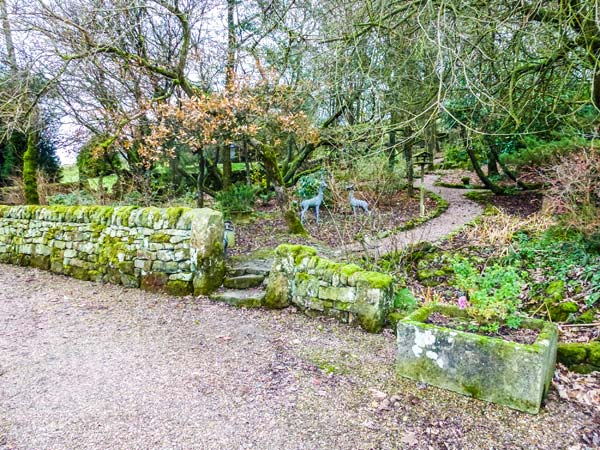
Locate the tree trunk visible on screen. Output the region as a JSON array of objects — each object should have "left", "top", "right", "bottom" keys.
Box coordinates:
[
  {"left": 388, "top": 111, "right": 398, "bottom": 170},
  {"left": 260, "top": 145, "right": 306, "bottom": 235},
  {"left": 403, "top": 127, "right": 414, "bottom": 197},
  {"left": 426, "top": 120, "right": 437, "bottom": 171},
  {"left": 0, "top": 0, "right": 17, "bottom": 72},
  {"left": 169, "top": 153, "right": 182, "bottom": 194},
  {"left": 222, "top": 143, "right": 232, "bottom": 189},
  {"left": 97, "top": 173, "right": 105, "bottom": 204},
  {"left": 488, "top": 143, "right": 531, "bottom": 190},
  {"left": 243, "top": 140, "right": 251, "bottom": 186},
  {"left": 464, "top": 131, "right": 504, "bottom": 194},
  {"left": 23, "top": 132, "right": 39, "bottom": 204},
  {"left": 221, "top": 0, "right": 236, "bottom": 190},
  {"left": 197, "top": 148, "right": 205, "bottom": 207},
  {"left": 485, "top": 137, "right": 500, "bottom": 177}
]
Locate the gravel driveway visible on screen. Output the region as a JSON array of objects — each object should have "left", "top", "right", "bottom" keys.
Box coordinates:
[{"left": 0, "top": 263, "right": 594, "bottom": 449}]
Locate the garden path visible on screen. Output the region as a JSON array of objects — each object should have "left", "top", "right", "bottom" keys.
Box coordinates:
[
  {"left": 0, "top": 263, "right": 591, "bottom": 449},
  {"left": 336, "top": 174, "right": 484, "bottom": 257}
]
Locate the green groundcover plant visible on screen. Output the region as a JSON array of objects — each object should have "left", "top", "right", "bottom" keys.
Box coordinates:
[{"left": 451, "top": 256, "right": 524, "bottom": 331}]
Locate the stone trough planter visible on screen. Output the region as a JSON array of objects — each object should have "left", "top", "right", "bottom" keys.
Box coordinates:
[{"left": 395, "top": 304, "right": 558, "bottom": 414}]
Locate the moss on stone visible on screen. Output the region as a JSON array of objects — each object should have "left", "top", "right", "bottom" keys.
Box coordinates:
[
  {"left": 588, "top": 342, "right": 600, "bottom": 366},
  {"left": 264, "top": 271, "right": 291, "bottom": 309},
  {"left": 193, "top": 263, "right": 226, "bottom": 295},
  {"left": 165, "top": 207, "right": 187, "bottom": 227},
  {"left": 355, "top": 305, "right": 385, "bottom": 333},
  {"left": 339, "top": 264, "right": 362, "bottom": 277},
  {"left": 575, "top": 309, "right": 597, "bottom": 324},
  {"left": 30, "top": 255, "right": 50, "bottom": 270},
  {"left": 64, "top": 265, "right": 91, "bottom": 281},
  {"left": 115, "top": 206, "right": 138, "bottom": 227},
  {"left": 556, "top": 343, "right": 588, "bottom": 366},
  {"left": 166, "top": 279, "right": 192, "bottom": 296},
  {"left": 545, "top": 280, "right": 565, "bottom": 301},
  {"left": 276, "top": 244, "right": 317, "bottom": 262},
  {"left": 547, "top": 301, "right": 578, "bottom": 322},
  {"left": 149, "top": 233, "right": 172, "bottom": 243},
  {"left": 387, "top": 310, "right": 409, "bottom": 329},
  {"left": 464, "top": 190, "right": 493, "bottom": 203},
  {"left": 570, "top": 363, "right": 600, "bottom": 374},
  {"left": 351, "top": 271, "right": 392, "bottom": 289},
  {"left": 118, "top": 261, "right": 135, "bottom": 275}
]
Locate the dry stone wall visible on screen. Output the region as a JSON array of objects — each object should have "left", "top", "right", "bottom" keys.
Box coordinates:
[
  {"left": 0, "top": 205, "right": 225, "bottom": 295},
  {"left": 265, "top": 244, "right": 393, "bottom": 332}
]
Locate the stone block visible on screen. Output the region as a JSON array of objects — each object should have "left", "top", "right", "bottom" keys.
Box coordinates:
[
  {"left": 318, "top": 286, "right": 356, "bottom": 303},
  {"left": 64, "top": 249, "right": 77, "bottom": 258},
  {"left": 35, "top": 244, "right": 52, "bottom": 256},
  {"left": 294, "top": 274, "right": 319, "bottom": 298},
  {"left": 209, "top": 289, "right": 265, "bottom": 308},
  {"left": 141, "top": 272, "right": 168, "bottom": 293},
  {"left": 396, "top": 305, "right": 558, "bottom": 414},
  {"left": 264, "top": 271, "right": 291, "bottom": 309},
  {"left": 156, "top": 250, "right": 175, "bottom": 261},
  {"left": 134, "top": 259, "right": 152, "bottom": 271},
  {"left": 168, "top": 273, "right": 193, "bottom": 282},
  {"left": 224, "top": 274, "right": 265, "bottom": 289}
]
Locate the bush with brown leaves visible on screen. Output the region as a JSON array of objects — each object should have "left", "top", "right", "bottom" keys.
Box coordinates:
[{"left": 544, "top": 146, "right": 600, "bottom": 236}]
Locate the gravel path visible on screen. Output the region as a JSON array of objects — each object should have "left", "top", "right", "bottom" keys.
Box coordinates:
[
  {"left": 337, "top": 174, "right": 483, "bottom": 257},
  {"left": 0, "top": 263, "right": 594, "bottom": 449}
]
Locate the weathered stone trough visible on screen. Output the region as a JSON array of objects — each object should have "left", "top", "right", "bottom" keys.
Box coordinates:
[{"left": 395, "top": 304, "right": 558, "bottom": 414}]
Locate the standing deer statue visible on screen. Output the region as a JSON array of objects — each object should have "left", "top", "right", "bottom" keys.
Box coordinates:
[
  {"left": 347, "top": 184, "right": 370, "bottom": 218},
  {"left": 300, "top": 179, "right": 326, "bottom": 225}
]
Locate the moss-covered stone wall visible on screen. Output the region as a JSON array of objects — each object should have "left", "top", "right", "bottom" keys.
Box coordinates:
[
  {"left": 0, "top": 204, "right": 225, "bottom": 295},
  {"left": 265, "top": 244, "right": 393, "bottom": 333}
]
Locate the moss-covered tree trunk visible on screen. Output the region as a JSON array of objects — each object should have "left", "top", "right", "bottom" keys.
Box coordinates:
[
  {"left": 463, "top": 131, "right": 504, "bottom": 194},
  {"left": 23, "top": 132, "right": 39, "bottom": 204},
  {"left": 260, "top": 145, "right": 306, "bottom": 235},
  {"left": 426, "top": 120, "right": 437, "bottom": 171},
  {"left": 484, "top": 137, "right": 500, "bottom": 177}
]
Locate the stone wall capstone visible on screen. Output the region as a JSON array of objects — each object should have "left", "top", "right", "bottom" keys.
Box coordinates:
[
  {"left": 0, "top": 204, "right": 225, "bottom": 295},
  {"left": 265, "top": 244, "right": 393, "bottom": 332}
]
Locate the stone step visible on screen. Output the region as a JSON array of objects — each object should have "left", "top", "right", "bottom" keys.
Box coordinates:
[
  {"left": 223, "top": 274, "right": 265, "bottom": 289},
  {"left": 209, "top": 288, "right": 265, "bottom": 308},
  {"left": 227, "top": 259, "right": 273, "bottom": 277}
]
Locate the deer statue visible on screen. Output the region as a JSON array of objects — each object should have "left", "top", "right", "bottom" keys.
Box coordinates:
[
  {"left": 347, "top": 184, "right": 370, "bottom": 218},
  {"left": 300, "top": 179, "right": 326, "bottom": 225}
]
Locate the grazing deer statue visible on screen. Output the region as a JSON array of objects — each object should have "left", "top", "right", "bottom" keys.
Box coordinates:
[
  {"left": 347, "top": 184, "right": 370, "bottom": 218},
  {"left": 300, "top": 179, "right": 326, "bottom": 225}
]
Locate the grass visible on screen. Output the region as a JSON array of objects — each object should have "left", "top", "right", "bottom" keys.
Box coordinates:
[
  {"left": 60, "top": 165, "right": 79, "bottom": 184},
  {"left": 59, "top": 164, "right": 118, "bottom": 192}
]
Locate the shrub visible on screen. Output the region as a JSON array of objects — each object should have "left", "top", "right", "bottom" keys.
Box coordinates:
[
  {"left": 296, "top": 170, "right": 325, "bottom": 199},
  {"left": 47, "top": 190, "right": 96, "bottom": 206},
  {"left": 442, "top": 144, "right": 471, "bottom": 169},
  {"left": 500, "top": 135, "right": 586, "bottom": 169},
  {"left": 543, "top": 146, "right": 600, "bottom": 235},
  {"left": 215, "top": 183, "right": 256, "bottom": 217}
]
